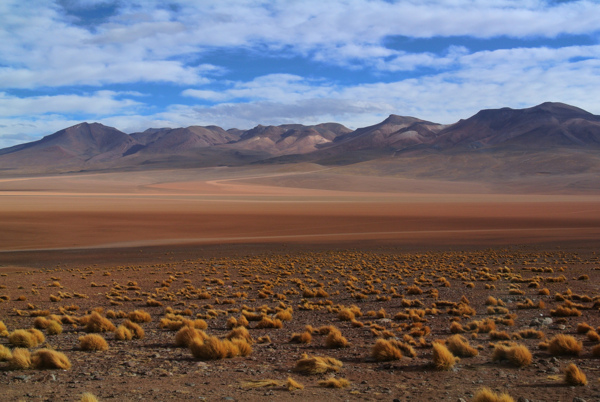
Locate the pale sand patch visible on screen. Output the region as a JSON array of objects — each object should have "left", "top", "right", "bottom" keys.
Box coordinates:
[{"left": 1, "top": 166, "right": 600, "bottom": 251}]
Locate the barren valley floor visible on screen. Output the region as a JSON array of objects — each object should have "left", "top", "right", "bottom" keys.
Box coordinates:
[{"left": 1, "top": 165, "right": 600, "bottom": 401}]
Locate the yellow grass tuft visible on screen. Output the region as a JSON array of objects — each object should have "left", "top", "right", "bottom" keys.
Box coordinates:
[
  {"left": 446, "top": 335, "right": 478, "bottom": 357},
  {"left": 286, "top": 376, "right": 304, "bottom": 391},
  {"left": 492, "top": 344, "right": 532, "bottom": 367},
  {"left": 325, "top": 328, "right": 349, "bottom": 348},
  {"left": 122, "top": 319, "right": 145, "bottom": 339},
  {"left": 9, "top": 348, "right": 33, "bottom": 370},
  {"left": 241, "top": 379, "right": 281, "bottom": 388},
  {"left": 255, "top": 316, "right": 283, "bottom": 329},
  {"left": 31, "top": 348, "right": 72, "bottom": 370},
  {"left": 289, "top": 331, "right": 312, "bottom": 344},
  {"left": 79, "top": 334, "right": 109, "bottom": 351},
  {"left": 85, "top": 312, "right": 116, "bottom": 333},
  {"left": 80, "top": 393, "right": 99, "bottom": 402},
  {"left": 547, "top": 334, "right": 582, "bottom": 356},
  {"left": 114, "top": 325, "right": 133, "bottom": 341},
  {"left": 294, "top": 354, "right": 343, "bottom": 375},
  {"left": 372, "top": 338, "right": 403, "bottom": 361},
  {"left": 432, "top": 342, "right": 459, "bottom": 371},
  {"left": 0, "top": 344, "right": 12, "bottom": 361},
  {"left": 46, "top": 320, "right": 63, "bottom": 335},
  {"left": 564, "top": 363, "right": 587, "bottom": 386},
  {"left": 472, "top": 387, "right": 514, "bottom": 402},
  {"left": 127, "top": 310, "right": 151, "bottom": 323},
  {"left": 175, "top": 326, "right": 207, "bottom": 347},
  {"left": 8, "top": 329, "right": 39, "bottom": 348},
  {"left": 226, "top": 326, "right": 252, "bottom": 343},
  {"left": 318, "top": 377, "right": 351, "bottom": 388}
]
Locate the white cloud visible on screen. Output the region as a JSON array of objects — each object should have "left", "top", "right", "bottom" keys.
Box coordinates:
[
  {"left": 0, "top": 91, "right": 141, "bottom": 117},
  {"left": 2, "top": 0, "right": 600, "bottom": 89}
]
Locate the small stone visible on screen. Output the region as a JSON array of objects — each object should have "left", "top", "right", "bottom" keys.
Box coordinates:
[
  {"left": 573, "top": 398, "right": 587, "bottom": 402},
  {"left": 517, "top": 397, "right": 529, "bottom": 402},
  {"left": 542, "top": 317, "right": 553, "bottom": 325},
  {"left": 548, "top": 367, "right": 560, "bottom": 374}
]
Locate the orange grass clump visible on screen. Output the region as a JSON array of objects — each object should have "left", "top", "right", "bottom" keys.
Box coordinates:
[
  {"left": 432, "top": 342, "right": 459, "bottom": 371},
  {"left": 564, "top": 363, "right": 587, "bottom": 386},
  {"left": 446, "top": 335, "right": 478, "bottom": 357},
  {"left": 31, "top": 348, "right": 72, "bottom": 370},
  {"left": 472, "top": 387, "right": 514, "bottom": 402},
  {"left": 294, "top": 354, "right": 343, "bottom": 375},
  {"left": 79, "top": 334, "right": 109, "bottom": 351},
  {"left": 547, "top": 334, "right": 582, "bottom": 356}
]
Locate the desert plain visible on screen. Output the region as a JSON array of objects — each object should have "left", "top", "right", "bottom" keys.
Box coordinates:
[{"left": 1, "top": 163, "right": 600, "bottom": 401}]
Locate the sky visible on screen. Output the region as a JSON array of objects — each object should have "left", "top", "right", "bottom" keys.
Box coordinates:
[{"left": 1, "top": 0, "right": 600, "bottom": 148}]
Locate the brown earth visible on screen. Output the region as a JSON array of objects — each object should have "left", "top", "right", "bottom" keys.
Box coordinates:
[{"left": 1, "top": 165, "right": 600, "bottom": 401}]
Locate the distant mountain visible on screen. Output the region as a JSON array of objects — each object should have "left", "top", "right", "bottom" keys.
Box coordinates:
[
  {"left": 1, "top": 102, "right": 600, "bottom": 174},
  {"left": 231, "top": 123, "right": 352, "bottom": 155},
  {"left": 430, "top": 102, "right": 600, "bottom": 150}
]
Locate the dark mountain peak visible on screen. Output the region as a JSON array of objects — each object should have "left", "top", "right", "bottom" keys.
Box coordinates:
[
  {"left": 433, "top": 102, "right": 600, "bottom": 149},
  {"left": 381, "top": 114, "right": 430, "bottom": 126}
]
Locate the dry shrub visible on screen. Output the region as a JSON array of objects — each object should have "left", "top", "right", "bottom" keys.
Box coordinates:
[
  {"left": 275, "top": 309, "right": 293, "bottom": 322},
  {"left": 0, "top": 344, "right": 13, "bottom": 361},
  {"left": 492, "top": 344, "right": 532, "bottom": 367},
  {"left": 226, "top": 317, "right": 238, "bottom": 329},
  {"left": 238, "top": 315, "right": 249, "bottom": 327},
  {"left": 226, "top": 326, "right": 253, "bottom": 343},
  {"left": 446, "top": 335, "right": 478, "bottom": 357},
  {"left": 175, "top": 326, "right": 207, "bottom": 347},
  {"left": 372, "top": 338, "right": 403, "bottom": 361},
  {"left": 450, "top": 321, "right": 465, "bottom": 334},
  {"left": 472, "top": 387, "right": 514, "bottom": 402},
  {"left": 489, "top": 331, "right": 511, "bottom": 341},
  {"left": 257, "top": 335, "right": 271, "bottom": 344},
  {"left": 564, "top": 363, "right": 587, "bottom": 386},
  {"left": 338, "top": 308, "right": 355, "bottom": 321},
  {"left": 432, "top": 342, "right": 459, "bottom": 371},
  {"left": 548, "top": 334, "right": 582, "bottom": 356},
  {"left": 122, "top": 320, "right": 145, "bottom": 339},
  {"left": 114, "top": 325, "right": 133, "bottom": 341},
  {"left": 406, "top": 285, "right": 423, "bottom": 295},
  {"left": 290, "top": 331, "right": 312, "bottom": 344},
  {"left": 80, "top": 393, "right": 99, "bottom": 402},
  {"left": 241, "top": 379, "right": 281, "bottom": 388},
  {"left": 325, "top": 328, "right": 349, "bottom": 348},
  {"left": 34, "top": 317, "right": 50, "bottom": 329},
  {"left": 516, "top": 329, "right": 544, "bottom": 339},
  {"left": 127, "top": 310, "right": 151, "bottom": 323},
  {"left": 550, "top": 306, "right": 581, "bottom": 317},
  {"left": 231, "top": 338, "right": 252, "bottom": 357},
  {"left": 586, "top": 330, "right": 600, "bottom": 342},
  {"left": 9, "top": 329, "right": 39, "bottom": 348},
  {"left": 286, "top": 376, "right": 304, "bottom": 391},
  {"left": 28, "top": 328, "right": 45, "bottom": 344},
  {"left": 85, "top": 312, "right": 116, "bottom": 333},
  {"left": 9, "top": 348, "right": 32, "bottom": 370},
  {"left": 256, "top": 317, "right": 283, "bottom": 329},
  {"left": 31, "top": 348, "right": 71, "bottom": 370},
  {"left": 576, "top": 322, "right": 593, "bottom": 334},
  {"left": 318, "top": 377, "right": 351, "bottom": 388},
  {"left": 46, "top": 320, "right": 63, "bottom": 335},
  {"left": 591, "top": 344, "right": 600, "bottom": 357},
  {"left": 79, "top": 334, "right": 109, "bottom": 351},
  {"left": 0, "top": 320, "right": 7, "bottom": 336},
  {"left": 294, "top": 354, "right": 343, "bottom": 375},
  {"left": 190, "top": 336, "right": 249, "bottom": 360}
]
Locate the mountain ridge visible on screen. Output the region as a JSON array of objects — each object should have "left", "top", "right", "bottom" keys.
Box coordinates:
[{"left": 1, "top": 102, "right": 599, "bottom": 174}]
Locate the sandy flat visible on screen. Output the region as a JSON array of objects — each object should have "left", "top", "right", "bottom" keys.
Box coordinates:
[{"left": 1, "top": 165, "right": 600, "bottom": 251}]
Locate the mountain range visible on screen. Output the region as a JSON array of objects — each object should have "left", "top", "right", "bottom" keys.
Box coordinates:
[{"left": 1, "top": 102, "right": 600, "bottom": 175}]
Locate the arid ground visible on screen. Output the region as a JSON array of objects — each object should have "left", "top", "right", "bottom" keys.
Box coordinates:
[{"left": 1, "top": 164, "right": 600, "bottom": 401}]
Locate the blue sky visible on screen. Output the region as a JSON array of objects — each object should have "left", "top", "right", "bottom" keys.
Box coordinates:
[{"left": 1, "top": 0, "right": 600, "bottom": 148}]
